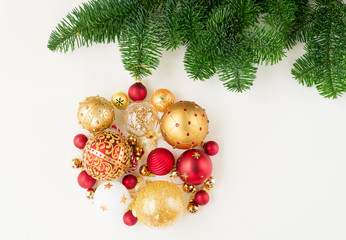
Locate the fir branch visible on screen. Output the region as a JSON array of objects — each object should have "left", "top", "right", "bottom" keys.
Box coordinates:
[
  {"left": 119, "top": 5, "right": 162, "bottom": 79},
  {"left": 292, "top": 0, "right": 346, "bottom": 98},
  {"left": 47, "top": 0, "right": 137, "bottom": 52}
]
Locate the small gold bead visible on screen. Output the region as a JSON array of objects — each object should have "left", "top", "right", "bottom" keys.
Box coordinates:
[
  {"left": 204, "top": 176, "right": 215, "bottom": 189},
  {"left": 183, "top": 183, "right": 196, "bottom": 193},
  {"left": 139, "top": 165, "right": 152, "bottom": 177},
  {"left": 187, "top": 200, "right": 199, "bottom": 214},
  {"left": 134, "top": 146, "right": 144, "bottom": 157},
  {"left": 85, "top": 188, "right": 95, "bottom": 200},
  {"left": 71, "top": 158, "right": 82, "bottom": 169},
  {"left": 135, "top": 156, "right": 141, "bottom": 162},
  {"left": 127, "top": 135, "right": 138, "bottom": 146},
  {"left": 169, "top": 169, "right": 178, "bottom": 178}
]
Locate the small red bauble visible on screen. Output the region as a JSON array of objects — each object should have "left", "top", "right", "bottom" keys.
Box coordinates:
[
  {"left": 128, "top": 82, "right": 147, "bottom": 101},
  {"left": 123, "top": 210, "right": 138, "bottom": 226},
  {"left": 122, "top": 174, "right": 137, "bottom": 189},
  {"left": 176, "top": 149, "right": 212, "bottom": 185},
  {"left": 73, "top": 134, "right": 88, "bottom": 149},
  {"left": 194, "top": 190, "right": 209, "bottom": 206},
  {"left": 147, "top": 148, "right": 175, "bottom": 175},
  {"left": 77, "top": 170, "right": 96, "bottom": 189},
  {"left": 203, "top": 141, "right": 219, "bottom": 156}
]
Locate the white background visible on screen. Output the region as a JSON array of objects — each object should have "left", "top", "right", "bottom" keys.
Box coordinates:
[{"left": 1, "top": 0, "right": 346, "bottom": 239}]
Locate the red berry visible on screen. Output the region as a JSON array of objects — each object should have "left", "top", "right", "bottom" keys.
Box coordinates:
[
  {"left": 122, "top": 175, "right": 137, "bottom": 189},
  {"left": 73, "top": 134, "right": 88, "bottom": 149},
  {"left": 123, "top": 210, "right": 138, "bottom": 226},
  {"left": 194, "top": 190, "right": 209, "bottom": 206},
  {"left": 203, "top": 141, "right": 219, "bottom": 156},
  {"left": 77, "top": 170, "right": 96, "bottom": 189}
]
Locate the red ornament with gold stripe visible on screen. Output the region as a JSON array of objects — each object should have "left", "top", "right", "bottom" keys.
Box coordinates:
[{"left": 82, "top": 131, "right": 132, "bottom": 181}]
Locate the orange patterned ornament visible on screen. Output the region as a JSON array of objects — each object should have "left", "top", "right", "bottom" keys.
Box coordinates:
[
  {"left": 151, "top": 89, "right": 175, "bottom": 112},
  {"left": 82, "top": 131, "right": 132, "bottom": 181}
]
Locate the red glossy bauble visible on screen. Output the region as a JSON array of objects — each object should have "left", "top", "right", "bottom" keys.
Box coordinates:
[
  {"left": 128, "top": 82, "right": 147, "bottom": 101},
  {"left": 147, "top": 148, "right": 175, "bottom": 175},
  {"left": 123, "top": 210, "right": 138, "bottom": 226},
  {"left": 77, "top": 170, "right": 96, "bottom": 189},
  {"left": 203, "top": 141, "right": 219, "bottom": 156},
  {"left": 74, "top": 134, "right": 88, "bottom": 149},
  {"left": 194, "top": 190, "right": 209, "bottom": 206},
  {"left": 176, "top": 149, "right": 212, "bottom": 185},
  {"left": 122, "top": 174, "right": 137, "bottom": 189}
]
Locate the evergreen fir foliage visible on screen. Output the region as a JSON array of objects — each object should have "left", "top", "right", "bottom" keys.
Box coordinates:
[{"left": 48, "top": 0, "right": 346, "bottom": 98}]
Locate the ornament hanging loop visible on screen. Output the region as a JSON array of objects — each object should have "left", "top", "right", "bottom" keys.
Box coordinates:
[{"left": 130, "top": 65, "right": 152, "bottom": 82}]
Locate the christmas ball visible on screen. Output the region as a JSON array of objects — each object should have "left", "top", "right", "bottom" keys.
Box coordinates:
[
  {"left": 94, "top": 181, "right": 130, "bottom": 215},
  {"left": 160, "top": 101, "right": 209, "bottom": 149},
  {"left": 77, "top": 170, "right": 96, "bottom": 189},
  {"left": 128, "top": 82, "right": 147, "bottom": 101},
  {"left": 85, "top": 188, "right": 95, "bottom": 200},
  {"left": 151, "top": 89, "right": 175, "bottom": 112},
  {"left": 203, "top": 141, "right": 219, "bottom": 156},
  {"left": 82, "top": 131, "right": 132, "bottom": 181},
  {"left": 73, "top": 134, "right": 88, "bottom": 149},
  {"left": 132, "top": 181, "right": 184, "bottom": 228},
  {"left": 187, "top": 200, "right": 199, "bottom": 214},
  {"left": 122, "top": 174, "right": 137, "bottom": 189},
  {"left": 147, "top": 148, "right": 175, "bottom": 176},
  {"left": 123, "top": 102, "right": 159, "bottom": 137},
  {"left": 111, "top": 92, "right": 129, "bottom": 109},
  {"left": 139, "top": 165, "right": 152, "bottom": 177},
  {"left": 77, "top": 96, "right": 115, "bottom": 133},
  {"left": 194, "top": 190, "right": 209, "bottom": 206},
  {"left": 176, "top": 149, "right": 212, "bottom": 185},
  {"left": 71, "top": 158, "right": 82, "bottom": 169},
  {"left": 123, "top": 210, "right": 138, "bottom": 226}
]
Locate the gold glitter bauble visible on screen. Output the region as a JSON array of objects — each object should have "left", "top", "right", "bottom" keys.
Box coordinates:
[
  {"left": 123, "top": 102, "right": 159, "bottom": 137},
  {"left": 160, "top": 101, "right": 209, "bottom": 149},
  {"left": 78, "top": 96, "right": 115, "bottom": 133},
  {"left": 111, "top": 92, "right": 129, "bottom": 109},
  {"left": 151, "top": 89, "right": 175, "bottom": 112},
  {"left": 133, "top": 181, "right": 184, "bottom": 228}
]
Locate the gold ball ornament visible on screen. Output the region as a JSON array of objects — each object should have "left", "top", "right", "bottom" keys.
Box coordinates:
[
  {"left": 182, "top": 183, "right": 196, "bottom": 193},
  {"left": 139, "top": 165, "right": 152, "bottom": 177},
  {"left": 151, "top": 89, "right": 175, "bottom": 112},
  {"left": 169, "top": 169, "right": 178, "bottom": 178},
  {"left": 71, "top": 158, "right": 83, "bottom": 169},
  {"left": 78, "top": 96, "right": 115, "bottom": 133},
  {"left": 111, "top": 92, "right": 129, "bottom": 109},
  {"left": 204, "top": 176, "right": 215, "bottom": 190},
  {"left": 134, "top": 146, "right": 144, "bottom": 157},
  {"left": 160, "top": 101, "right": 209, "bottom": 149},
  {"left": 187, "top": 200, "right": 199, "bottom": 214},
  {"left": 127, "top": 135, "right": 138, "bottom": 146},
  {"left": 85, "top": 188, "right": 95, "bottom": 200},
  {"left": 132, "top": 181, "right": 184, "bottom": 228},
  {"left": 123, "top": 102, "right": 159, "bottom": 137}
]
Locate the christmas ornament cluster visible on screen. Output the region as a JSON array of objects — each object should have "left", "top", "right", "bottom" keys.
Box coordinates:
[{"left": 71, "top": 81, "right": 219, "bottom": 228}]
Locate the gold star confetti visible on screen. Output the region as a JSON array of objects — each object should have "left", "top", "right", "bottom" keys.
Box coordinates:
[
  {"left": 192, "top": 152, "right": 200, "bottom": 159},
  {"left": 120, "top": 194, "right": 127, "bottom": 204},
  {"left": 104, "top": 183, "right": 113, "bottom": 189},
  {"left": 100, "top": 205, "right": 108, "bottom": 212},
  {"left": 181, "top": 173, "right": 189, "bottom": 180}
]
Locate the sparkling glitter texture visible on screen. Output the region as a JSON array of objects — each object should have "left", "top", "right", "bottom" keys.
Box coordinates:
[
  {"left": 132, "top": 181, "right": 184, "bottom": 228},
  {"left": 123, "top": 102, "right": 159, "bottom": 137}
]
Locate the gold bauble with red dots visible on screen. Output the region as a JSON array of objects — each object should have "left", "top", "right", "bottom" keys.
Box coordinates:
[
  {"left": 160, "top": 101, "right": 209, "bottom": 149},
  {"left": 77, "top": 96, "right": 115, "bottom": 133},
  {"left": 82, "top": 131, "right": 132, "bottom": 181}
]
